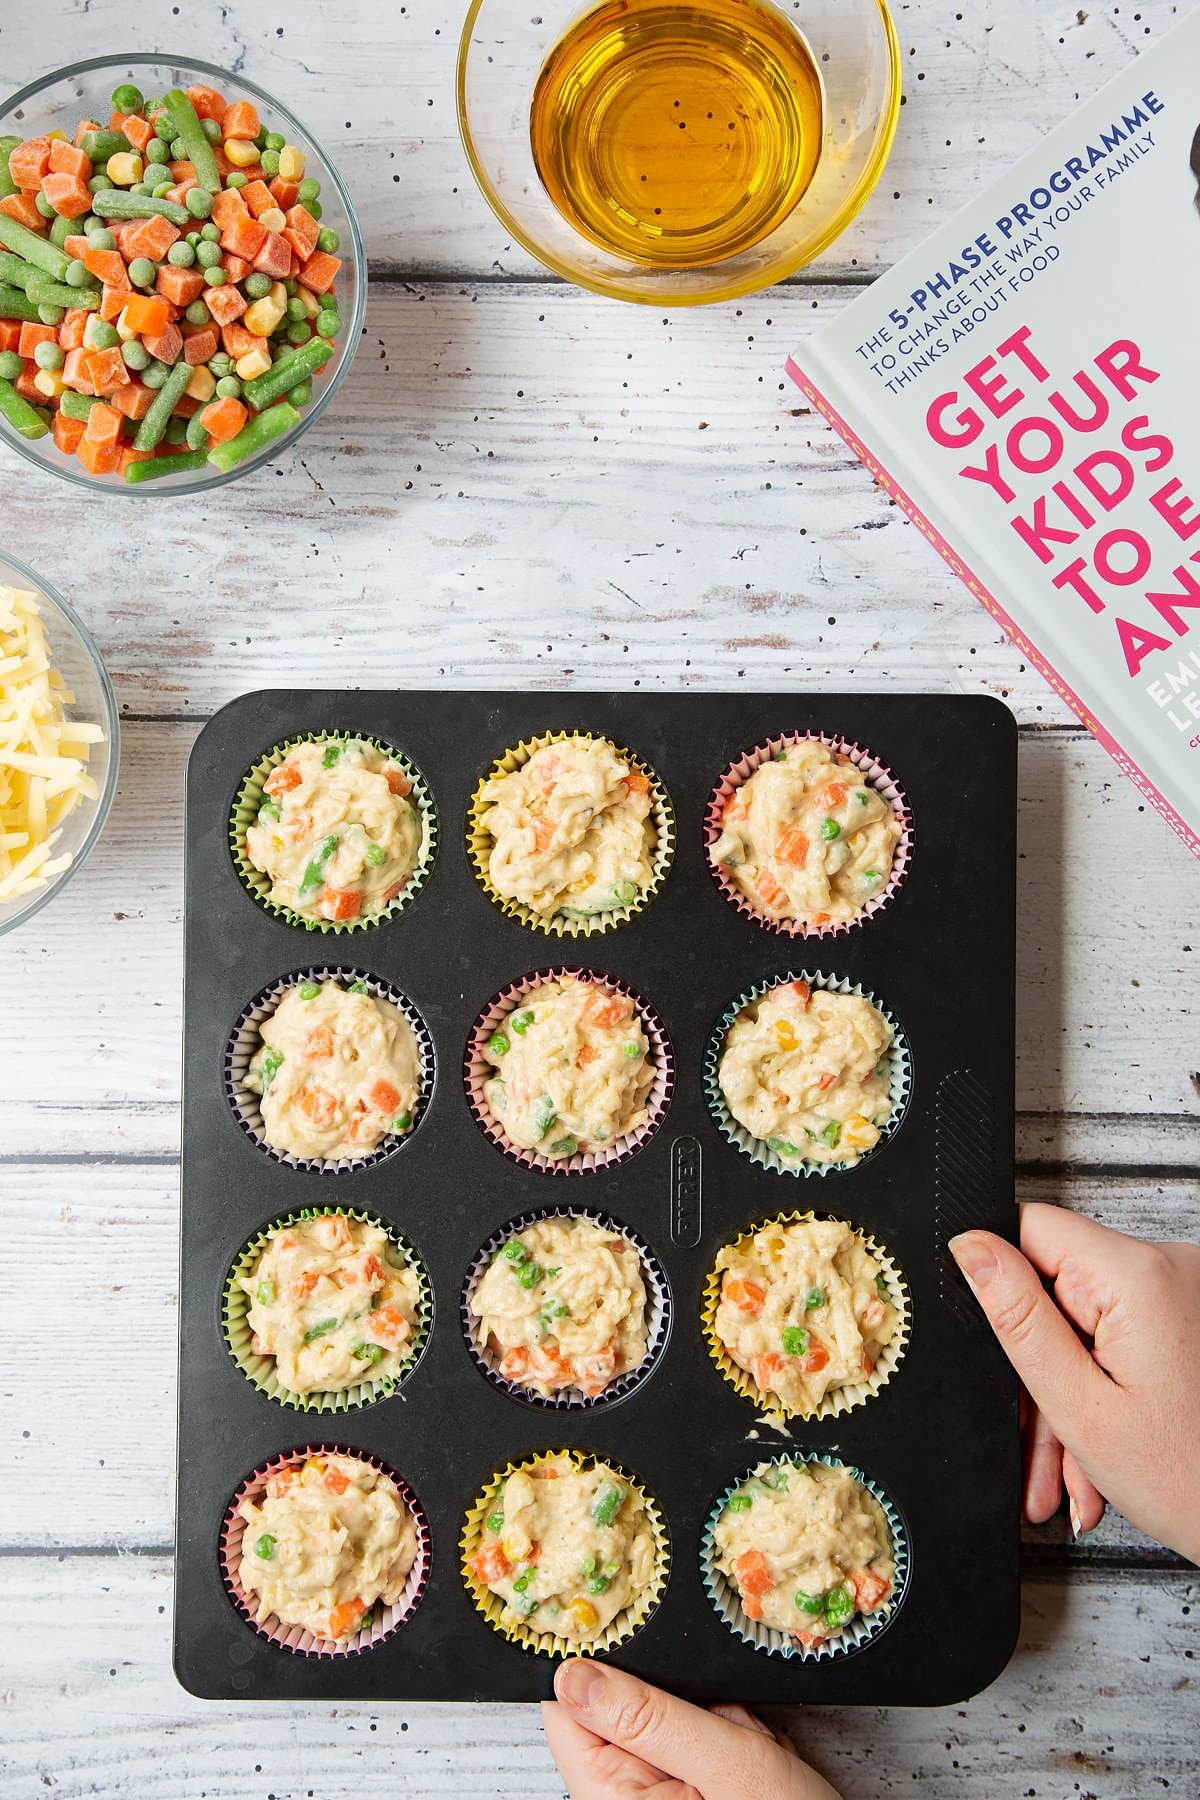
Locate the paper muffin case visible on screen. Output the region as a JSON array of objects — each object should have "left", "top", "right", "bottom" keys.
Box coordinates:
[
  {"left": 461, "top": 1207, "right": 671, "bottom": 1410},
  {"left": 220, "top": 1444, "right": 431, "bottom": 1657},
  {"left": 223, "top": 1206, "right": 432, "bottom": 1413},
  {"left": 700, "top": 1452, "right": 909, "bottom": 1663},
  {"left": 466, "top": 731, "right": 675, "bottom": 938},
  {"left": 464, "top": 968, "right": 673, "bottom": 1174},
  {"left": 704, "top": 732, "right": 912, "bottom": 940},
  {"left": 230, "top": 731, "right": 438, "bottom": 933},
  {"left": 703, "top": 969, "right": 912, "bottom": 1180},
  {"left": 700, "top": 1211, "right": 910, "bottom": 1424},
  {"left": 460, "top": 1448, "right": 669, "bottom": 1658},
  {"left": 225, "top": 965, "right": 434, "bottom": 1174}
]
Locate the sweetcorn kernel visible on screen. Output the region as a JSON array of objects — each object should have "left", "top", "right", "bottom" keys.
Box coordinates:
[
  {"left": 185, "top": 364, "right": 216, "bottom": 402},
  {"left": 502, "top": 1531, "right": 532, "bottom": 1563},
  {"left": 295, "top": 284, "right": 319, "bottom": 319},
  {"left": 223, "top": 137, "right": 260, "bottom": 168},
  {"left": 243, "top": 280, "right": 288, "bottom": 337},
  {"left": 772, "top": 1020, "right": 797, "bottom": 1051},
  {"left": 33, "top": 367, "right": 66, "bottom": 398},
  {"left": 841, "top": 1116, "right": 877, "bottom": 1150},
  {"left": 114, "top": 308, "right": 138, "bottom": 343},
  {"left": 278, "top": 145, "right": 306, "bottom": 181},
  {"left": 106, "top": 151, "right": 143, "bottom": 186},
  {"left": 234, "top": 344, "right": 272, "bottom": 381},
  {"left": 258, "top": 207, "right": 286, "bottom": 233},
  {"left": 569, "top": 1597, "right": 599, "bottom": 1629}
]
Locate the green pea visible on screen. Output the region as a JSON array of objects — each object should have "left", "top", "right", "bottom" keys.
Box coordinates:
[
  {"left": 502, "top": 1241, "right": 528, "bottom": 1267},
  {"left": 861, "top": 868, "right": 880, "bottom": 885},
  {"left": 215, "top": 372, "right": 242, "bottom": 398},
  {"left": 315, "top": 309, "right": 340, "bottom": 339},
  {"left": 260, "top": 148, "right": 281, "bottom": 177},
  {"left": 207, "top": 351, "right": 233, "bottom": 377},
  {"left": 264, "top": 131, "right": 286, "bottom": 152},
  {"left": 244, "top": 271, "right": 273, "bottom": 299},
  {"left": 225, "top": 171, "right": 248, "bottom": 190},
  {"left": 550, "top": 1136, "right": 578, "bottom": 1157},
  {"left": 391, "top": 1112, "right": 412, "bottom": 1132},
  {"left": 33, "top": 341, "right": 63, "bottom": 371},
  {"left": 167, "top": 240, "right": 196, "bottom": 267},
  {"left": 37, "top": 303, "right": 64, "bottom": 325},
  {"left": 202, "top": 266, "right": 227, "bottom": 287},
  {"left": 516, "top": 1263, "right": 544, "bottom": 1290},
  {"left": 621, "top": 1041, "right": 642, "bottom": 1058},
  {"left": 601, "top": 1561, "right": 621, "bottom": 1579},
  {"left": 127, "top": 257, "right": 157, "bottom": 288},
  {"left": 351, "top": 1342, "right": 384, "bottom": 1363},
  {"left": 141, "top": 359, "right": 170, "bottom": 389},
  {"left": 253, "top": 1533, "right": 276, "bottom": 1561},
  {"left": 769, "top": 1465, "right": 791, "bottom": 1491},
  {"left": 610, "top": 880, "right": 637, "bottom": 907},
  {"left": 112, "top": 82, "right": 145, "bottom": 114},
  {"left": 0, "top": 352, "right": 22, "bottom": 381},
  {"left": 580, "top": 1556, "right": 598, "bottom": 1579},
  {"left": 820, "top": 818, "right": 841, "bottom": 841},
  {"left": 322, "top": 745, "right": 342, "bottom": 774},
  {"left": 346, "top": 979, "right": 369, "bottom": 994},
  {"left": 164, "top": 415, "right": 187, "bottom": 446},
  {"left": 257, "top": 799, "right": 281, "bottom": 824},
  {"left": 805, "top": 1287, "right": 826, "bottom": 1310},
  {"left": 531, "top": 1097, "right": 556, "bottom": 1140},
  {"left": 64, "top": 259, "right": 93, "bottom": 290},
  {"left": 298, "top": 177, "right": 321, "bottom": 203},
  {"left": 184, "top": 300, "right": 211, "bottom": 326},
  {"left": 856, "top": 790, "right": 870, "bottom": 805},
  {"left": 316, "top": 226, "right": 340, "bottom": 255},
  {"left": 186, "top": 187, "right": 214, "bottom": 219},
  {"left": 89, "top": 321, "right": 120, "bottom": 350},
  {"left": 487, "top": 1032, "right": 510, "bottom": 1057},
  {"left": 512, "top": 1571, "right": 533, "bottom": 1594},
  {"left": 364, "top": 840, "right": 386, "bottom": 867},
  {"left": 196, "top": 240, "right": 222, "bottom": 269},
  {"left": 820, "top": 1120, "right": 841, "bottom": 1148},
  {"left": 87, "top": 227, "right": 116, "bottom": 252},
  {"left": 875, "top": 1272, "right": 889, "bottom": 1300},
  {"left": 201, "top": 117, "right": 223, "bottom": 145},
  {"left": 285, "top": 296, "right": 306, "bottom": 320},
  {"left": 822, "top": 1584, "right": 854, "bottom": 1628},
  {"left": 781, "top": 1326, "right": 810, "bottom": 1358},
  {"left": 509, "top": 1009, "right": 534, "bottom": 1036},
  {"left": 726, "top": 1494, "right": 753, "bottom": 1513},
  {"left": 286, "top": 320, "right": 311, "bottom": 345},
  {"left": 255, "top": 1280, "right": 275, "bottom": 1305},
  {"left": 35, "top": 192, "right": 56, "bottom": 218},
  {"left": 287, "top": 378, "right": 312, "bottom": 408},
  {"left": 87, "top": 173, "right": 113, "bottom": 193},
  {"left": 199, "top": 220, "right": 220, "bottom": 242},
  {"left": 129, "top": 183, "right": 149, "bottom": 198},
  {"left": 299, "top": 983, "right": 321, "bottom": 1000},
  {"left": 145, "top": 137, "right": 169, "bottom": 165},
  {"left": 794, "top": 1590, "right": 823, "bottom": 1615},
  {"left": 143, "top": 164, "right": 171, "bottom": 189},
  {"left": 486, "top": 1510, "right": 504, "bottom": 1534},
  {"left": 586, "top": 1576, "right": 609, "bottom": 1595}
]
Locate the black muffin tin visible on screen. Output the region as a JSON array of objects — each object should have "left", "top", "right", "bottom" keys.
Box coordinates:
[{"left": 176, "top": 690, "right": 1019, "bottom": 1705}]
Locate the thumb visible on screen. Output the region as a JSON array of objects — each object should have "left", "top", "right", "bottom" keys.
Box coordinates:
[
  {"left": 949, "top": 1230, "right": 1112, "bottom": 1449},
  {"left": 553, "top": 1660, "right": 840, "bottom": 1800}
]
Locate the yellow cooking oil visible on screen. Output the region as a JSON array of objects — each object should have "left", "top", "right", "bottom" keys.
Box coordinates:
[{"left": 530, "top": 0, "right": 825, "bottom": 268}]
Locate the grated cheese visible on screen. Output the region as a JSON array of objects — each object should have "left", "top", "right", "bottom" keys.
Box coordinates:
[{"left": 0, "top": 586, "right": 104, "bottom": 903}]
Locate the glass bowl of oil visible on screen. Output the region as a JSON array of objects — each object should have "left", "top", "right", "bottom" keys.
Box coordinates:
[{"left": 458, "top": 0, "right": 900, "bottom": 305}]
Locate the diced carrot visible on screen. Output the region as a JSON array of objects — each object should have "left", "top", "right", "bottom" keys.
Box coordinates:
[
  {"left": 219, "top": 210, "right": 267, "bottom": 261},
  {"left": 221, "top": 253, "right": 251, "bottom": 284},
  {"left": 859, "top": 1297, "right": 888, "bottom": 1333},
  {"left": 110, "top": 381, "right": 154, "bottom": 420},
  {"left": 18, "top": 322, "right": 57, "bottom": 358},
  {"left": 622, "top": 770, "right": 651, "bottom": 797},
  {"left": 775, "top": 828, "right": 809, "bottom": 867},
  {"left": 118, "top": 446, "right": 154, "bottom": 475},
  {"left": 199, "top": 395, "right": 248, "bottom": 444},
  {"left": 74, "top": 434, "right": 122, "bottom": 475},
  {"left": 51, "top": 411, "right": 85, "bottom": 455},
  {"left": 99, "top": 286, "right": 129, "bottom": 323},
  {"left": 860, "top": 1351, "right": 874, "bottom": 1377},
  {"left": 741, "top": 1592, "right": 764, "bottom": 1621},
  {"left": 368, "top": 1303, "right": 409, "bottom": 1348},
  {"left": 812, "top": 911, "right": 832, "bottom": 926},
  {"left": 574, "top": 1343, "right": 618, "bottom": 1395},
  {"left": 851, "top": 1569, "right": 891, "bottom": 1612},
  {"left": 154, "top": 264, "right": 206, "bottom": 308},
  {"left": 14, "top": 364, "right": 41, "bottom": 405},
  {"left": 581, "top": 989, "right": 629, "bottom": 1029},
  {"left": 251, "top": 230, "right": 291, "bottom": 279},
  {"left": 0, "top": 321, "right": 21, "bottom": 353},
  {"left": 61, "top": 347, "right": 96, "bottom": 394},
  {"left": 384, "top": 766, "right": 411, "bottom": 796},
  {"left": 9, "top": 137, "right": 52, "bottom": 191},
  {"left": 361, "top": 1253, "right": 386, "bottom": 1285},
  {"left": 724, "top": 1277, "right": 766, "bottom": 1315},
  {"left": 120, "top": 293, "right": 169, "bottom": 337},
  {"left": 82, "top": 246, "right": 131, "bottom": 289},
  {"left": 48, "top": 139, "right": 92, "bottom": 181},
  {"left": 291, "top": 1270, "right": 319, "bottom": 1300},
  {"left": 57, "top": 309, "right": 90, "bottom": 352},
  {"left": 319, "top": 888, "right": 362, "bottom": 922},
  {"left": 576, "top": 1043, "right": 600, "bottom": 1069},
  {"left": 265, "top": 1468, "right": 295, "bottom": 1499},
  {"left": 185, "top": 84, "right": 228, "bottom": 122},
  {"left": 143, "top": 322, "right": 183, "bottom": 366},
  {"left": 40, "top": 173, "right": 92, "bottom": 218},
  {"left": 167, "top": 160, "right": 196, "bottom": 183},
  {"left": 202, "top": 281, "right": 247, "bottom": 325},
  {"left": 239, "top": 179, "right": 274, "bottom": 218},
  {"left": 323, "top": 1466, "right": 351, "bottom": 1496},
  {"left": 298, "top": 249, "right": 341, "bottom": 294},
  {"left": 499, "top": 1346, "right": 530, "bottom": 1380},
  {"left": 794, "top": 1628, "right": 823, "bottom": 1649},
  {"left": 367, "top": 1079, "right": 404, "bottom": 1115},
  {"left": 327, "top": 1598, "right": 366, "bottom": 1639},
  {"left": 816, "top": 782, "right": 848, "bottom": 809},
  {"left": 0, "top": 193, "right": 47, "bottom": 233},
  {"left": 299, "top": 1086, "right": 338, "bottom": 1128},
  {"left": 117, "top": 112, "right": 154, "bottom": 153},
  {"left": 264, "top": 761, "right": 302, "bottom": 796},
  {"left": 281, "top": 203, "right": 320, "bottom": 260},
  {"left": 183, "top": 325, "right": 219, "bottom": 365},
  {"left": 268, "top": 175, "right": 300, "bottom": 210},
  {"left": 222, "top": 99, "right": 261, "bottom": 140},
  {"left": 791, "top": 980, "right": 811, "bottom": 1006},
  {"left": 753, "top": 869, "right": 787, "bottom": 910},
  {"left": 85, "top": 347, "right": 130, "bottom": 394},
  {"left": 469, "top": 1544, "right": 512, "bottom": 1584},
  {"left": 63, "top": 234, "right": 90, "bottom": 260},
  {"left": 122, "top": 213, "right": 180, "bottom": 262},
  {"left": 72, "top": 119, "right": 101, "bottom": 148},
  {"left": 803, "top": 1338, "right": 830, "bottom": 1375},
  {"left": 301, "top": 1025, "right": 334, "bottom": 1060},
  {"left": 287, "top": 250, "right": 301, "bottom": 279},
  {"left": 732, "top": 1549, "right": 773, "bottom": 1600},
  {"left": 382, "top": 880, "right": 407, "bottom": 904},
  {"left": 83, "top": 400, "right": 123, "bottom": 447},
  {"left": 210, "top": 187, "right": 248, "bottom": 230},
  {"left": 751, "top": 1352, "right": 785, "bottom": 1391}
]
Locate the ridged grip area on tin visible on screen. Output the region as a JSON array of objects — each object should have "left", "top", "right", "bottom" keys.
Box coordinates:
[{"left": 935, "top": 1070, "right": 996, "bottom": 1326}]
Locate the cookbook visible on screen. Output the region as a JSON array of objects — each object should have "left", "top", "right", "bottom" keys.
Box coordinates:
[{"left": 787, "top": 6, "right": 1200, "bottom": 857}]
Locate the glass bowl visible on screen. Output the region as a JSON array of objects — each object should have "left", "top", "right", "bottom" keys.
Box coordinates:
[
  {"left": 0, "top": 54, "right": 365, "bottom": 493},
  {"left": 458, "top": 0, "right": 900, "bottom": 306},
  {"left": 0, "top": 547, "right": 120, "bottom": 937}
]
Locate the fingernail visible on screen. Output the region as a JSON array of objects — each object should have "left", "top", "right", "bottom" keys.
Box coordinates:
[
  {"left": 1069, "top": 1498, "right": 1083, "bottom": 1539},
  {"left": 949, "top": 1233, "right": 999, "bottom": 1290},
  {"left": 556, "top": 1658, "right": 607, "bottom": 1710}
]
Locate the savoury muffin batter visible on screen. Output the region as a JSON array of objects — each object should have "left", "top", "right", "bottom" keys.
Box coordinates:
[
  {"left": 710, "top": 743, "right": 900, "bottom": 928},
  {"left": 244, "top": 979, "right": 421, "bottom": 1163},
  {"left": 468, "top": 1454, "right": 657, "bottom": 1643},
  {"left": 244, "top": 738, "right": 423, "bottom": 924},
  {"left": 237, "top": 1452, "right": 419, "bottom": 1642},
  {"left": 718, "top": 980, "right": 894, "bottom": 1167},
  {"left": 239, "top": 1212, "right": 422, "bottom": 1395},
  {"left": 470, "top": 1216, "right": 650, "bottom": 1399},
  {"left": 478, "top": 737, "right": 656, "bottom": 918},
  {"left": 481, "top": 976, "right": 654, "bottom": 1160},
  {"left": 714, "top": 1217, "right": 898, "bottom": 1413},
  {"left": 714, "top": 1458, "right": 895, "bottom": 1646}
]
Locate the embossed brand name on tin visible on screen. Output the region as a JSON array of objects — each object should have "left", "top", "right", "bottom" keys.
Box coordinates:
[{"left": 670, "top": 1135, "right": 702, "bottom": 1246}]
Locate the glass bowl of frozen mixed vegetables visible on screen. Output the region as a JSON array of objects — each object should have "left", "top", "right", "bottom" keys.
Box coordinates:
[{"left": 0, "top": 55, "right": 365, "bottom": 492}]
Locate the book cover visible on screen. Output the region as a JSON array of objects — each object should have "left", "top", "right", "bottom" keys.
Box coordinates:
[{"left": 787, "top": 7, "right": 1200, "bottom": 857}]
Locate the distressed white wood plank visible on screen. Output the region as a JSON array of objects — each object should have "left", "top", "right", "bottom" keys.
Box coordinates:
[
  {"left": 2, "top": 1161, "right": 1195, "bottom": 1552},
  {"left": 0, "top": 1554, "right": 1195, "bottom": 1800},
  {"left": 1, "top": 717, "right": 1196, "bottom": 1157},
  {"left": 0, "top": 0, "right": 1184, "bottom": 276}
]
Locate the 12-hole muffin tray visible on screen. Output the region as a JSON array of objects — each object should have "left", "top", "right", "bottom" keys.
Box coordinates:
[{"left": 176, "top": 689, "right": 1019, "bottom": 1705}]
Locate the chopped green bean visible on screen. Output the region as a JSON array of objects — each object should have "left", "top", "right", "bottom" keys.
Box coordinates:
[
  {"left": 766, "top": 1136, "right": 800, "bottom": 1158},
  {"left": 0, "top": 251, "right": 35, "bottom": 289},
  {"left": 91, "top": 189, "right": 189, "bottom": 226},
  {"left": 550, "top": 1136, "right": 578, "bottom": 1157},
  {"left": 822, "top": 1584, "right": 854, "bottom": 1628},
  {"left": 160, "top": 88, "right": 222, "bottom": 192},
  {"left": 348, "top": 979, "right": 369, "bottom": 994},
  {"left": 133, "top": 359, "right": 192, "bottom": 451},
  {"left": 302, "top": 1317, "right": 339, "bottom": 1344},
  {"left": 781, "top": 1326, "right": 810, "bottom": 1358},
  {"left": 121, "top": 445, "right": 211, "bottom": 484},
  {"left": 297, "top": 833, "right": 338, "bottom": 899},
  {"left": 258, "top": 1046, "right": 284, "bottom": 1091},
  {"left": 0, "top": 136, "right": 22, "bottom": 201},
  {"left": 0, "top": 213, "right": 71, "bottom": 280},
  {"left": 726, "top": 1493, "right": 753, "bottom": 1513},
  {"left": 591, "top": 1481, "right": 625, "bottom": 1528},
  {"left": 820, "top": 1120, "right": 841, "bottom": 1148},
  {"left": 875, "top": 1272, "right": 889, "bottom": 1300},
  {"left": 0, "top": 285, "right": 41, "bottom": 323},
  {"left": 241, "top": 336, "right": 332, "bottom": 412},
  {"left": 27, "top": 272, "right": 100, "bottom": 312},
  {"left": 255, "top": 1280, "right": 276, "bottom": 1305},
  {"left": 206, "top": 400, "right": 300, "bottom": 472},
  {"left": 0, "top": 375, "right": 49, "bottom": 439},
  {"left": 59, "top": 389, "right": 100, "bottom": 421}
]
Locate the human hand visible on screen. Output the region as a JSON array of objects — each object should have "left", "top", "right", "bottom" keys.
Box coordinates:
[
  {"left": 950, "top": 1202, "right": 1200, "bottom": 1562},
  {"left": 542, "top": 1658, "right": 841, "bottom": 1800}
]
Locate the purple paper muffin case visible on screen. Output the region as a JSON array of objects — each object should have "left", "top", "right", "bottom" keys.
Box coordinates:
[
  {"left": 220, "top": 1444, "right": 431, "bottom": 1657},
  {"left": 463, "top": 967, "right": 674, "bottom": 1174},
  {"left": 704, "top": 731, "right": 912, "bottom": 938}
]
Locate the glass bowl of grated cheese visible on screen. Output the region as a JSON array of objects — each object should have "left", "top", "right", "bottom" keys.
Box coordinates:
[{"left": 0, "top": 548, "right": 119, "bottom": 937}]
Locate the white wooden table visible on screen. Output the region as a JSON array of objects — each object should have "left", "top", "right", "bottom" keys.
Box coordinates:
[{"left": 2, "top": 1, "right": 1197, "bottom": 1793}]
